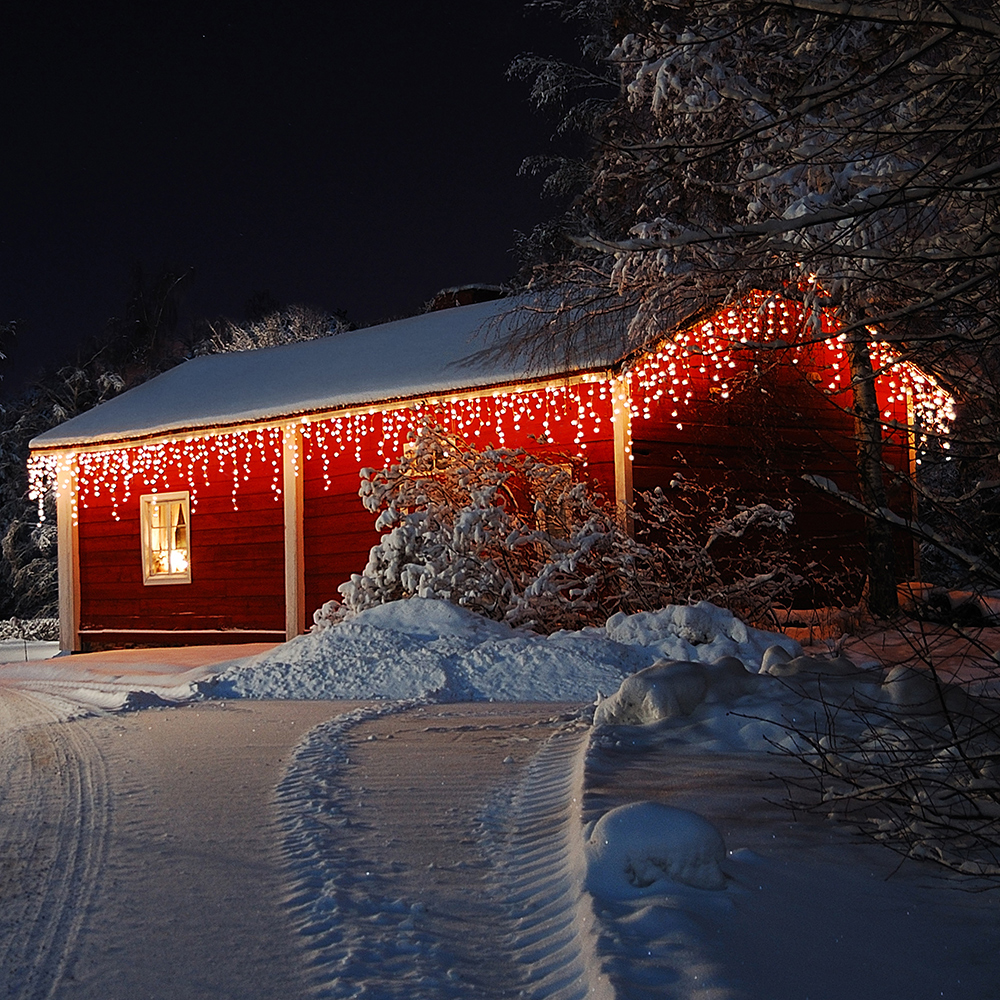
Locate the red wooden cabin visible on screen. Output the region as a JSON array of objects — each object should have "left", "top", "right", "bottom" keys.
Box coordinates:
[{"left": 28, "top": 292, "right": 946, "bottom": 651}]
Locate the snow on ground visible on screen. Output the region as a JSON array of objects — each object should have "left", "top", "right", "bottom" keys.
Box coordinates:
[
  {"left": 0, "top": 638, "right": 60, "bottom": 662},
  {"left": 204, "top": 597, "right": 1000, "bottom": 996},
  {"left": 207, "top": 597, "right": 801, "bottom": 704},
  {"left": 3, "top": 597, "right": 999, "bottom": 998},
  {"left": 0, "top": 644, "right": 263, "bottom": 714},
  {"left": 206, "top": 598, "right": 1000, "bottom": 997},
  {"left": 207, "top": 597, "right": 879, "bottom": 758}
]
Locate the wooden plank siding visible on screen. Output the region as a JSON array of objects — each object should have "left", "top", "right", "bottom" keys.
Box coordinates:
[
  {"left": 66, "top": 345, "right": 914, "bottom": 645},
  {"left": 301, "top": 394, "right": 618, "bottom": 618},
  {"left": 628, "top": 347, "right": 914, "bottom": 578},
  {"left": 78, "top": 444, "right": 285, "bottom": 634}
]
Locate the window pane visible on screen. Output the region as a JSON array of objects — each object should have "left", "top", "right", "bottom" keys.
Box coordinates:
[{"left": 142, "top": 493, "right": 191, "bottom": 583}]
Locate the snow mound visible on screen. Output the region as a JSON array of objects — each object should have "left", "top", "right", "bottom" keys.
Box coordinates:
[
  {"left": 760, "top": 648, "right": 879, "bottom": 684},
  {"left": 881, "top": 664, "right": 969, "bottom": 716},
  {"left": 208, "top": 624, "right": 454, "bottom": 700},
  {"left": 585, "top": 801, "right": 727, "bottom": 895},
  {"left": 594, "top": 656, "right": 765, "bottom": 726},
  {"left": 604, "top": 602, "right": 800, "bottom": 670},
  {"left": 346, "top": 597, "right": 515, "bottom": 642},
  {"left": 208, "top": 598, "right": 799, "bottom": 704}
]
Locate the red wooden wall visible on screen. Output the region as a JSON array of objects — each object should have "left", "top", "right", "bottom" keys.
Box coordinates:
[
  {"left": 72, "top": 352, "right": 913, "bottom": 640},
  {"left": 300, "top": 393, "right": 617, "bottom": 617},
  {"left": 77, "top": 443, "right": 285, "bottom": 634},
  {"left": 629, "top": 341, "right": 914, "bottom": 581}
]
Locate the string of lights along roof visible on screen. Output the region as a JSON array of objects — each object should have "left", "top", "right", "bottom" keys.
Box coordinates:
[{"left": 27, "top": 300, "right": 956, "bottom": 523}]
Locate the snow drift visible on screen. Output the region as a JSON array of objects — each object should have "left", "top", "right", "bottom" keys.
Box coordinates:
[{"left": 208, "top": 598, "right": 801, "bottom": 703}]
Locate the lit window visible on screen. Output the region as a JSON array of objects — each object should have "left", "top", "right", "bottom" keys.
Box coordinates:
[{"left": 140, "top": 491, "right": 192, "bottom": 585}]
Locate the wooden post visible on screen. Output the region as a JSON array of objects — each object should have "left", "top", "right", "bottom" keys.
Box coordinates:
[
  {"left": 56, "top": 457, "right": 81, "bottom": 652},
  {"left": 612, "top": 375, "right": 634, "bottom": 535},
  {"left": 282, "top": 425, "right": 306, "bottom": 640}
]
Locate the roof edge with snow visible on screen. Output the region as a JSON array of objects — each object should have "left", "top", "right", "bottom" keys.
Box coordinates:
[{"left": 30, "top": 294, "right": 634, "bottom": 452}]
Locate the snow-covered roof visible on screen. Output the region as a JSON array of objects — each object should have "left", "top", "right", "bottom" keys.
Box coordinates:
[{"left": 30, "top": 295, "right": 630, "bottom": 450}]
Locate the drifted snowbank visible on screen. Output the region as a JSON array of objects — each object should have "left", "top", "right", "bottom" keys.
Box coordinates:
[{"left": 208, "top": 598, "right": 802, "bottom": 703}]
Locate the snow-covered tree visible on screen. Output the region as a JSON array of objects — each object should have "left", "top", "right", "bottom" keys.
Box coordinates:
[
  {"left": 192, "top": 303, "right": 347, "bottom": 355},
  {"left": 316, "top": 422, "right": 801, "bottom": 632},
  {"left": 514, "top": 0, "right": 1000, "bottom": 614}
]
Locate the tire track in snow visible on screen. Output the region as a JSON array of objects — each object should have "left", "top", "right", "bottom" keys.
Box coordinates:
[
  {"left": 490, "top": 722, "right": 614, "bottom": 1000},
  {"left": 276, "top": 702, "right": 586, "bottom": 999},
  {"left": 0, "top": 687, "right": 111, "bottom": 1000}
]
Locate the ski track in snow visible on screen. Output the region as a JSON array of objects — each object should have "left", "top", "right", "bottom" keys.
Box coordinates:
[
  {"left": 0, "top": 688, "right": 111, "bottom": 1000},
  {"left": 275, "top": 700, "right": 449, "bottom": 999}
]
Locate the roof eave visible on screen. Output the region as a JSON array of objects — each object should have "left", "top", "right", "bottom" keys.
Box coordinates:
[{"left": 27, "top": 364, "right": 618, "bottom": 455}]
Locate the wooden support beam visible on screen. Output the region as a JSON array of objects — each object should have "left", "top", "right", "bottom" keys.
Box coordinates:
[
  {"left": 282, "top": 425, "right": 306, "bottom": 640},
  {"left": 56, "top": 459, "right": 81, "bottom": 652},
  {"left": 612, "top": 375, "right": 634, "bottom": 534}
]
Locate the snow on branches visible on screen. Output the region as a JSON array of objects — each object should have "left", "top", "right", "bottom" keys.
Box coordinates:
[
  {"left": 527, "top": 0, "right": 1000, "bottom": 350},
  {"left": 517, "top": 0, "right": 999, "bottom": 615},
  {"left": 322, "top": 422, "right": 630, "bottom": 631},
  {"left": 314, "top": 422, "right": 802, "bottom": 633}
]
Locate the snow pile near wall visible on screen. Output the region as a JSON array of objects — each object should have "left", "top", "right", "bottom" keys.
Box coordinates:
[{"left": 208, "top": 598, "right": 801, "bottom": 704}]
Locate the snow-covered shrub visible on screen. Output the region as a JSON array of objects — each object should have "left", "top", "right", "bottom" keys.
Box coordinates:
[
  {"left": 0, "top": 616, "right": 59, "bottom": 641},
  {"left": 316, "top": 423, "right": 800, "bottom": 633},
  {"left": 328, "top": 423, "right": 631, "bottom": 631},
  {"left": 631, "top": 476, "right": 802, "bottom": 627}
]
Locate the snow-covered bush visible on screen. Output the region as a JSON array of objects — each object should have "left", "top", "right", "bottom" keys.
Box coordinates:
[
  {"left": 319, "top": 423, "right": 631, "bottom": 631},
  {"left": 314, "top": 423, "right": 801, "bottom": 633},
  {"left": 0, "top": 616, "right": 59, "bottom": 641}
]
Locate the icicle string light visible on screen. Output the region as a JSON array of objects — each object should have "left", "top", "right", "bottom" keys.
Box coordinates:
[
  {"left": 28, "top": 426, "right": 286, "bottom": 523},
  {"left": 26, "top": 382, "right": 615, "bottom": 518},
  {"left": 621, "top": 292, "right": 956, "bottom": 442},
  {"left": 298, "top": 381, "right": 612, "bottom": 487},
  {"left": 26, "top": 452, "right": 65, "bottom": 522},
  {"left": 26, "top": 294, "right": 957, "bottom": 519}
]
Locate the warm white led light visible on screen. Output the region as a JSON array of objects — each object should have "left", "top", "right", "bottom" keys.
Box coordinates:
[{"left": 27, "top": 295, "right": 957, "bottom": 520}]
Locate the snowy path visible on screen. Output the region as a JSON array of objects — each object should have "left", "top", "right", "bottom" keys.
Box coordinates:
[
  {"left": 4, "top": 687, "right": 1000, "bottom": 1000},
  {"left": 277, "top": 702, "right": 590, "bottom": 998},
  {"left": 0, "top": 695, "right": 593, "bottom": 1000},
  {"left": 0, "top": 688, "right": 111, "bottom": 1000},
  {"left": 0, "top": 697, "right": 355, "bottom": 1000}
]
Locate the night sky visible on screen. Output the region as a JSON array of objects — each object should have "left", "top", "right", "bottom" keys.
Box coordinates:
[{"left": 1, "top": 3, "right": 582, "bottom": 392}]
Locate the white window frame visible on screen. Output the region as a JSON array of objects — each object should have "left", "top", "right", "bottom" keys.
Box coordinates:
[{"left": 140, "top": 491, "right": 192, "bottom": 585}]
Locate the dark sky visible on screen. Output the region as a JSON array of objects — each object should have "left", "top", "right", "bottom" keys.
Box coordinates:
[{"left": 1, "top": 3, "right": 581, "bottom": 392}]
